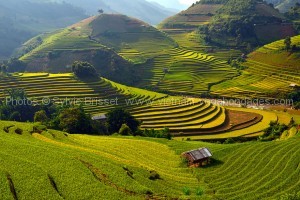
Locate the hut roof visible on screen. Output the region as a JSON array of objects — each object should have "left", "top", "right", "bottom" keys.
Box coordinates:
[
  {"left": 92, "top": 114, "right": 107, "bottom": 121},
  {"left": 184, "top": 148, "right": 212, "bottom": 161}
]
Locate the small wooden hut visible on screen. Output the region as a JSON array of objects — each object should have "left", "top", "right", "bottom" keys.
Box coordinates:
[
  {"left": 91, "top": 114, "right": 107, "bottom": 121},
  {"left": 182, "top": 148, "right": 213, "bottom": 167}
]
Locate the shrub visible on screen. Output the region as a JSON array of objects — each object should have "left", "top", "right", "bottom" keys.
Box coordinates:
[
  {"left": 196, "top": 188, "right": 204, "bottom": 196},
  {"left": 72, "top": 61, "right": 98, "bottom": 78},
  {"left": 260, "top": 122, "right": 289, "bottom": 141},
  {"left": 107, "top": 108, "right": 140, "bottom": 134},
  {"left": 183, "top": 187, "right": 191, "bottom": 196},
  {"left": 33, "top": 124, "right": 47, "bottom": 134},
  {"left": 119, "top": 124, "right": 132, "bottom": 136},
  {"left": 142, "top": 127, "right": 172, "bottom": 139},
  {"left": 224, "top": 138, "right": 235, "bottom": 144},
  {"left": 3, "top": 125, "right": 15, "bottom": 133},
  {"left": 149, "top": 170, "right": 160, "bottom": 180},
  {"left": 34, "top": 110, "right": 49, "bottom": 124},
  {"left": 9, "top": 111, "right": 21, "bottom": 121},
  {"left": 15, "top": 128, "right": 23, "bottom": 135}
]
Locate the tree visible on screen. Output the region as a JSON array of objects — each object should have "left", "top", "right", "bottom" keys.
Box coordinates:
[
  {"left": 162, "top": 127, "right": 172, "bottom": 140},
  {"left": 58, "top": 106, "right": 92, "bottom": 134},
  {"left": 34, "top": 110, "right": 49, "bottom": 124},
  {"left": 284, "top": 37, "right": 292, "bottom": 51},
  {"left": 98, "top": 9, "right": 104, "bottom": 14},
  {"left": 0, "top": 89, "right": 36, "bottom": 122},
  {"left": 72, "top": 61, "right": 98, "bottom": 79},
  {"left": 119, "top": 124, "right": 132, "bottom": 136},
  {"left": 106, "top": 108, "right": 140, "bottom": 134}
]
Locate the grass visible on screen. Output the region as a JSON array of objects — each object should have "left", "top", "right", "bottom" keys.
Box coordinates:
[{"left": 0, "top": 120, "right": 299, "bottom": 199}]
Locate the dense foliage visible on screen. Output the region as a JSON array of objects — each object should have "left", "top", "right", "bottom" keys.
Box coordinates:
[
  {"left": 106, "top": 108, "right": 141, "bottom": 134},
  {"left": 198, "top": 0, "right": 284, "bottom": 46},
  {"left": 260, "top": 121, "right": 289, "bottom": 141},
  {"left": 0, "top": 88, "right": 102, "bottom": 134},
  {"left": 288, "top": 89, "right": 300, "bottom": 109},
  {"left": 141, "top": 128, "right": 172, "bottom": 140},
  {"left": 72, "top": 61, "right": 98, "bottom": 78},
  {"left": 0, "top": 89, "right": 37, "bottom": 121}
]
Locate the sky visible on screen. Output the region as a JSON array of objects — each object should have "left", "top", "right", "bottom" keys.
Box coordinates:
[{"left": 148, "top": 0, "right": 198, "bottom": 10}]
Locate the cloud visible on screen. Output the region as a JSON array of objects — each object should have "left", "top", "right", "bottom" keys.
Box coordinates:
[{"left": 178, "top": 0, "right": 198, "bottom": 5}]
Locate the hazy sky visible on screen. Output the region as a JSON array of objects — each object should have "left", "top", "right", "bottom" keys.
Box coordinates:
[{"left": 148, "top": 0, "right": 198, "bottom": 10}]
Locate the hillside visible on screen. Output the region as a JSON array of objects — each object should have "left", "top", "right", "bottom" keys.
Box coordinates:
[
  {"left": 0, "top": 73, "right": 283, "bottom": 139},
  {"left": 0, "top": 0, "right": 87, "bottom": 60},
  {"left": 211, "top": 34, "right": 300, "bottom": 98},
  {"left": 0, "top": 120, "right": 299, "bottom": 199},
  {"left": 20, "top": 14, "right": 239, "bottom": 95},
  {"left": 159, "top": 1, "right": 224, "bottom": 29},
  {"left": 18, "top": 14, "right": 174, "bottom": 85},
  {"left": 159, "top": 0, "right": 296, "bottom": 51},
  {"left": 19, "top": 14, "right": 178, "bottom": 85},
  {"left": 203, "top": 0, "right": 295, "bottom": 46}
]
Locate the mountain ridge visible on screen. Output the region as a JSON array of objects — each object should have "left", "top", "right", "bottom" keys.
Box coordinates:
[{"left": 47, "top": 0, "right": 176, "bottom": 25}]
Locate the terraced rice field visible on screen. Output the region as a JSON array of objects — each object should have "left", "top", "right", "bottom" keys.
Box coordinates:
[
  {"left": 139, "top": 47, "right": 238, "bottom": 95},
  {"left": 19, "top": 13, "right": 242, "bottom": 98},
  {"left": 20, "top": 17, "right": 103, "bottom": 63},
  {"left": 211, "top": 35, "right": 300, "bottom": 98},
  {"left": 200, "top": 136, "right": 300, "bottom": 199},
  {"left": 0, "top": 73, "right": 168, "bottom": 115},
  {"left": 0, "top": 73, "right": 278, "bottom": 138},
  {"left": 1, "top": 120, "right": 299, "bottom": 199},
  {"left": 0, "top": 122, "right": 204, "bottom": 199},
  {"left": 175, "top": 107, "right": 277, "bottom": 140}
]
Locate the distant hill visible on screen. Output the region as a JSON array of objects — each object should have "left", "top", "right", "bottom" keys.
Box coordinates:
[
  {"left": 201, "top": 0, "right": 296, "bottom": 46},
  {"left": 51, "top": 0, "right": 176, "bottom": 25},
  {"left": 266, "top": 0, "right": 300, "bottom": 12},
  {"left": 19, "top": 14, "right": 176, "bottom": 85},
  {"left": 160, "top": 0, "right": 296, "bottom": 48},
  {"left": 159, "top": 1, "right": 224, "bottom": 29},
  {"left": 0, "top": 0, "right": 87, "bottom": 60}
]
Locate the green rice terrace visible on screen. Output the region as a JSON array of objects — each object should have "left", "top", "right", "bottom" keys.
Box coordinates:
[
  {"left": 211, "top": 35, "right": 300, "bottom": 98},
  {"left": 0, "top": 73, "right": 286, "bottom": 139},
  {"left": 19, "top": 14, "right": 240, "bottom": 95},
  {"left": 17, "top": 2, "right": 300, "bottom": 99},
  {"left": 0, "top": 120, "right": 300, "bottom": 199}
]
